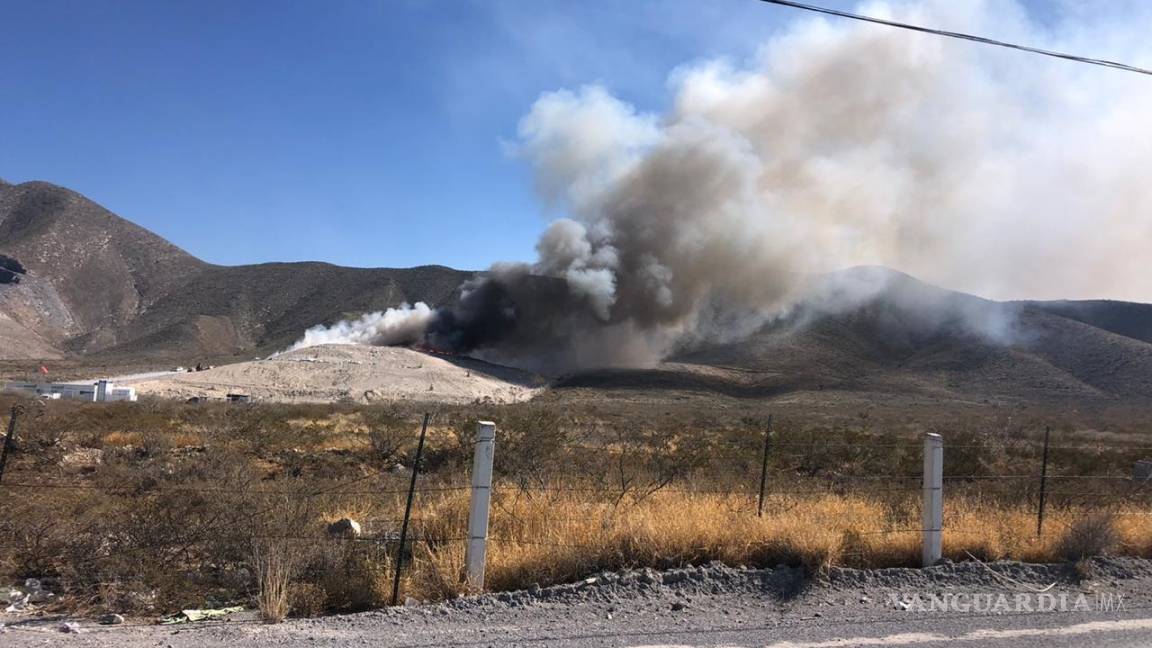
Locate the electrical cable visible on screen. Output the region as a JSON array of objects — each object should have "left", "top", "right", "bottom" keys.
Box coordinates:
[{"left": 757, "top": 0, "right": 1152, "bottom": 76}]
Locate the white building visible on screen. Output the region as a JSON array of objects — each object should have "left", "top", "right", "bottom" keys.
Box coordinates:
[{"left": 3, "top": 379, "right": 137, "bottom": 402}]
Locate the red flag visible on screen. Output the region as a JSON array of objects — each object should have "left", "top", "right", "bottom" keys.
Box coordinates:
[{"left": 39, "top": 366, "right": 49, "bottom": 375}]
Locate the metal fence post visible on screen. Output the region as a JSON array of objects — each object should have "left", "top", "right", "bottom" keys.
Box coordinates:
[
  {"left": 0, "top": 406, "right": 24, "bottom": 485},
  {"left": 922, "top": 433, "right": 943, "bottom": 567},
  {"left": 757, "top": 414, "right": 773, "bottom": 518},
  {"left": 1036, "top": 426, "right": 1051, "bottom": 537},
  {"left": 391, "top": 412, "right": 430, "bottom": 606},
  {"left": 465, "top": 421, "right": 496, "bottom": 591}
]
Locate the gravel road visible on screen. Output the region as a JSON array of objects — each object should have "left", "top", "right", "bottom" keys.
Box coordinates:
[{"left": 4, "top": 557, "right": 1152, "bottom": 647}]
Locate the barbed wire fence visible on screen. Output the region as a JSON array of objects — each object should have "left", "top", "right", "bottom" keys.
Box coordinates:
[
  {"left": 1, "top": 404, "right": 1151, "bottom": 624},
  {"left": 466, "top": 420, "right": 1152, "bottom": 589}
]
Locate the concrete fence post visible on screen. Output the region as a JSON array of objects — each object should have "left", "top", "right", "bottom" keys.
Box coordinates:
[
  {"left": 922, "top": 433, "right": 943, "bottom": 567},
  {"left": 465, "top": 421, "right": 496, "bottom": 591}
]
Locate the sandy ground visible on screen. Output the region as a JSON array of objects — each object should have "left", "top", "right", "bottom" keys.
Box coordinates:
[{"left": 128, "top": 344, "right": 543, "bottom": 404}]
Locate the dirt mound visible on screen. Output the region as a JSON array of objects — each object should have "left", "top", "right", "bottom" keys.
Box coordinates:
[{"left": 129, "top": 344, "right": 542, "bottom": 404}]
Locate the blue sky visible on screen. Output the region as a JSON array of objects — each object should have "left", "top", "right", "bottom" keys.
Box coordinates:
[{"left": 1, "top": 0, "right": 1056, "bottom": 270}]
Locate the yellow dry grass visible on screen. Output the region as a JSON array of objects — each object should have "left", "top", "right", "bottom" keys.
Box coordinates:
[
  {"left": 284, "top": 413, "right": 364, "bottom": 433},
  {"left": 384, "top": 489, "right": 1152, "bottom": 601},
  {"left": 316, "top": 433, "right": 373, "bottom": 452},
  {"left": 99, "top": 429, "right": 203, "bottom": 448},
  {"left": 169, "top": 431, "right": 205, "bottom": 447},
  {"left": 100, "top": 431, "right": 144, "bottom": 447}
]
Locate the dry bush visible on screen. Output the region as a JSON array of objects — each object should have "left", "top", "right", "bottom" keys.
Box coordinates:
[
  {"left": 249, "top": 491, "right": 319, "bottom": 622},
  {"left": 304, "top": 542, "right": 393, "bottom": 611},
  {"left": 253, "top": 538, "right": 299, "bottom": 623},
  {"left": 1056, "top": 510, "right": 1120, "bottom": 562},
  {"left": 408, "top": 542, "right": 468, "bottom": 601},
  {"left": 288, "top": 582, "right": 327, "bottom": 617},
  {"left": 362, "top": 406, "right": 412, "bottom": 468},
  {"left": 1114, "top": 512, "right": 1152, "bottom": 558}
]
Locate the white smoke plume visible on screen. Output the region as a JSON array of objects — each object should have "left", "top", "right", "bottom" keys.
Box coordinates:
[
  {"left": 299, "top": 1, "right": 1152, "bottom": 370},
  {"left": 290, "top": 303, "right": 435, "bottom": 351}
]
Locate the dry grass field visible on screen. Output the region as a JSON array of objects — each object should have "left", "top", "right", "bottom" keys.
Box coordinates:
[{"left": 1, "top": 393, "right": 1150, "bottom": 619}]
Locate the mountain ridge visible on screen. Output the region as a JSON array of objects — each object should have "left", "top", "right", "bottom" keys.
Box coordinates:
[
  {"left": 2, "top": 180, "right": 1151, "bottom": 404},
  {"left": 0, "top": 180, "right": 472, "bottom": 360}
]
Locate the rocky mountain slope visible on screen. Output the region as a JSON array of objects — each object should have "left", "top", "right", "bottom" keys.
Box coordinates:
[{"left": 0, "top": 180, "right": 470, "bottom": 361}]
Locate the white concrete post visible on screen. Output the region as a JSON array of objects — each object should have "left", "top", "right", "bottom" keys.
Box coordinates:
[
  {"left": 922, "top": 433, "right": 943, "bottom": 567},
  {"left": 465, "top": 421, "right": 496, "bottom": 591}
]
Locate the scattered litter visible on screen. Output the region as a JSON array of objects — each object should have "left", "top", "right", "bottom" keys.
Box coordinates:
[
  {"left": 5, "top": 578, "right": 55, "bottom": 612},
  {"left": 160, "top": 606, "right": 244, "bottom": 624},
  {"left": 6, "top": 590, "right": 28, "bottom": 613}
]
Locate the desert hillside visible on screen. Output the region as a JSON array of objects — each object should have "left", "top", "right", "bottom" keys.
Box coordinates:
[
  {"left": 0, "top": 180, "right": 471, "bottom": 361},
  {"left": 558, "top": 268, "right": 1152, "bottom": 404}
]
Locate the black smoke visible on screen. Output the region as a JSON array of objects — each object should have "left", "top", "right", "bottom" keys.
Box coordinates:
[{"left": 422, "top": 269, "right": 623, "bottom": 371}]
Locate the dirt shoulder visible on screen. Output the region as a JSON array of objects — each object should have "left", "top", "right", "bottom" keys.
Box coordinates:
[{"left": 5, "top": 557, "right": 1151, "bottom": 647}]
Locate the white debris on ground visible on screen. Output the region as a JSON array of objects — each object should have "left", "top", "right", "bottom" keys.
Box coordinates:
[
  {"left": 129, "top": 344, "right": 543, "bottom": 405},
  {"left": 5, "top": 579, "right": 53, "bottom": 614}
]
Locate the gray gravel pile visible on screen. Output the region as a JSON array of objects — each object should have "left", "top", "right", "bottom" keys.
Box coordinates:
[
  {"left": 429, "top": 556, "right": 1151, "bottom": 614},
  {"left": 452, "top": 562, "right": 806, "bottom": 608},
  {"left": 828, "top": 557, "right": 1152, "bottom": 590}
]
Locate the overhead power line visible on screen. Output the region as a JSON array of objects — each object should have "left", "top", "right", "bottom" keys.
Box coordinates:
[{"left": 756, "top": 0, "right": 1152, "bottom": 77}]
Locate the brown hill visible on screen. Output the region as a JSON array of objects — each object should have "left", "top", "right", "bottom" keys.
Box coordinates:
[
  {"left": 1025, "top": 300, "right": 1152, "bottom": 345},
  {"left": 0, "top": 181, "right": 471, "bottom": 361},
  {"left": 559, "top": 268, "right": 1152, "bottom": 404},
  {"left": 0, "top": 180, "right": 207, "bottom": 354}
]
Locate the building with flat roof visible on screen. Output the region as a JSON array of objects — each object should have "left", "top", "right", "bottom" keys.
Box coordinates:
[{"left": 3, "top": 379, "right": 137, "bottom": 402}]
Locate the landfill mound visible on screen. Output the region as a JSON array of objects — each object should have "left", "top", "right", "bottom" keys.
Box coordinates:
[{"left": 129, "top": 344, "right": 543, "bottom": 404}]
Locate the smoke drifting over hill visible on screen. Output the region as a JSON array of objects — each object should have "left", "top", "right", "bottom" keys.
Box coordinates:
[
  {"left": 291, "top": 303, "right": 435, "bottom": 350},
  {"left": 295, "top": 0, "right": 1152, "bottom": 371}
]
